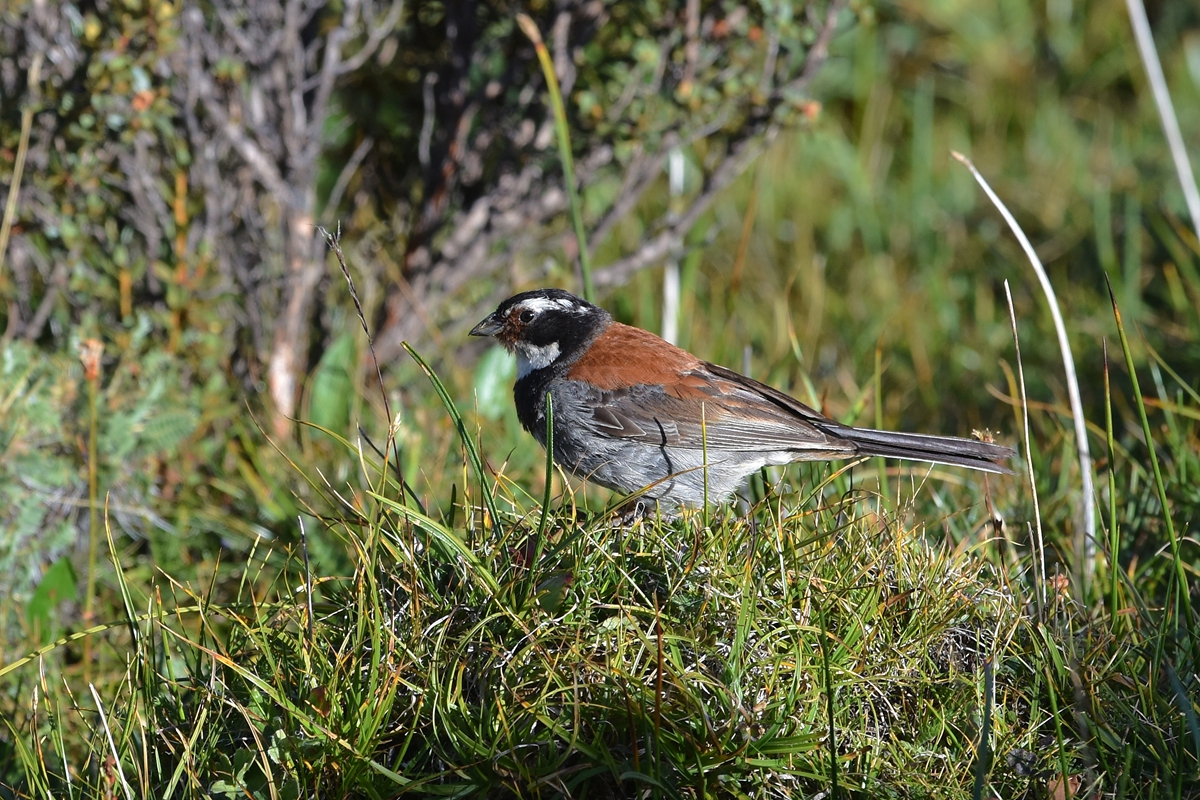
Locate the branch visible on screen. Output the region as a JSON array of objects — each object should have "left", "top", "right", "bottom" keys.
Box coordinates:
[
  {"left": 336, "top": 0, "right": 406, "bottom": 75},
  {"left": 322, "top": 135, "right": 374, "bottom": 222},
  {"left": 23, "top": 259, "right": 70, "bottom": 342},
  {"left": 213, "top": 103, "right": 292, "bottom": 201},
  {"left": 303, "top": 31, "right": 348, "bottom": 164},
  {"left": 587, "top": 105, "right": 735, "bottom": 255},
  {"left": 376, "top": 0, "right": 847, "bottom": 358},
  {"left": 954, "top": 150, "right": 1096, "bottom": 589},
  {"left": 552, "top": 11, "right": 575, "bottom": 98},
  {"left": 181, "top": 10, "right": 292, "bottom": 201},
  {"left": 593, "top": 0, "right": 846, "bottom": 287},
  {"left": 301, "top": 1, "right": 405, "bottom": 167},
  {"left": 593, "top": 130, "right": 769, "bottom": 287},
  {"left": 586, "top": 143, "right": 669, "bottom": 253},
  {"left": 796, "top": 0, "right": 843, "bottom": 88},
  {"left": 215, "top": 4, "right": 284, "bottom": 65}
]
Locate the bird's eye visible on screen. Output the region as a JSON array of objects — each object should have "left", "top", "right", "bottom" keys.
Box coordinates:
[{"left": 519, "top": 309, "right": 535, "bottom": 323}]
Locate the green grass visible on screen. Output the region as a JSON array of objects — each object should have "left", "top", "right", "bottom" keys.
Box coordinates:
[
  {"left": 0, "top": 451, "right": 1013, "bottom": 796},
  {"left": 4, "top": 1, "right": 1200, "bottom": 796},
  {"left": 2, "top": 338, "right": 1197, "bottom": 797}
]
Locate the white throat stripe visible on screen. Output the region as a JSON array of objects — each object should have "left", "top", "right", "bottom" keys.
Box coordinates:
[{"left": 515, "top": 341, "right": 561, "bottom": 378}]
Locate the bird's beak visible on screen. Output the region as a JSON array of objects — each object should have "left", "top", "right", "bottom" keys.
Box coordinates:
[{"left": 470, "top": 312, "right": 502, "bottom": 337}]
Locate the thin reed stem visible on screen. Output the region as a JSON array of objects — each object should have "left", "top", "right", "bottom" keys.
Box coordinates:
[
  {"left": 1004, "top": 281, "right": 1046, "bottom": 621},
  {"left": 1124, "top": 0, "right": 1200, "bottom": 239},
  {"left": 516, "top": 14, "right": 594, "bottom": 302},
  {"left": 954, "top": 151, "right": 1096, "bottom": 593}
]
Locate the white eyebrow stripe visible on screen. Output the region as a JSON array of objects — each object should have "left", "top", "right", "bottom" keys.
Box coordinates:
[{"left": 518, "top": 296, "right": 579, "bottom": 315}]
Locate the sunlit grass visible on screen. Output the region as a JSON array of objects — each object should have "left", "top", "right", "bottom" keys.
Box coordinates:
[
  {"left": 0, "top": 441, "right": 1021, "bottom": 796},
  {"left": 4, "top": 1, "right": 1200, "bottom": 795},
  {"left": 3, "top": 332, "right": 1196, "bottom": 796}
]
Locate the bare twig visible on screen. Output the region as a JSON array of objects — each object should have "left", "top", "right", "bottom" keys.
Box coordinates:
[
  {"left": 682, "top": 0, "right": 700, "bottom": 90},
  {"left": 90, "top": 684, "right": 135, "bottom": 800},
  {"left": 23, "top": 260, "right": 70, "bottom": 342},
  {"left": 594, "top": 130, "right": 769, "bottom": 286},
  {"left": 215, "top": 5, "right": 286, "bottom": 63},
  {"left": 587, "top": 143, "right": 670, "bottom": 252},
  {"left": 552, "top": 11, "right": 575, "bottom": 99},
  {"left": 184, "top": 1, "right": 404, "bottom": 433},
  {"left": 192, "top": 80, "right": 291, "bottom": 199},
  {"left": 333, "top": 0, "right": 405, "bottom": 75},
  {"left": 586, "top": 109, "right": 734, "bottom": 255},
  {"left": 322, "top": 225, "right": 391, "bottom": 425},
  {"left": 796, "top": 0, "right": 842, "bottom": 87},
  {"left": 118, "top": 133, "right": 172, "bottom": 265},
  {"left": 662, "top": 147, "right": 686, "bottom": 344},
  {"left": 0, "top": 53, "right": 41, "bottom": 291},
  {"left": 323, "top": 136, "right": 375, "bottom": 222},
  {"left": 419, "top": 71, "right": 437, "bottom": 167},
  {"left": 375, "top": 0, "right": 846, "bottom": 361},
  {"left": 759, "top": 30, "right": 780, "bottom": 95},
  {"left": 593, "top": 0, "right": 845, "bottom": 286}
]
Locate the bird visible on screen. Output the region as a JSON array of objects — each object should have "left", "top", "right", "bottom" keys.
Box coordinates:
[{"left": 470, "top": 288, "right": 1016, "bottom": 509}]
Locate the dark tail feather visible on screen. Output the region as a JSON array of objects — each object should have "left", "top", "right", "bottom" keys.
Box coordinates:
[{"left": 828, "top": 426, "right": 1017, "bottom": 474}]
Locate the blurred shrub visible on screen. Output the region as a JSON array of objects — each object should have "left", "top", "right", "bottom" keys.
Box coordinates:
[
  {"left": 624, "top": 0, "right": 1200, "bottom": 564},
  {"left": 1, "top": 1, "right": 196, "bottom": 347},
  {"left": 333, "top": 0, "right": 839, "bottom": 357},
  {"left": 0, "top": 333, "right": 207, "bottom": 643},
  {"left": 0, "top": 0, "right": 837, "bottom": 578},
  {"left": 0, "top": 344, "right": 79, "bottom": 627}
]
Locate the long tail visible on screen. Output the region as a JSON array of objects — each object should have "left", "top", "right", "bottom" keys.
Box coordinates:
[{"left": 826, "top": 425, "right": 1017, "bottom": 474}]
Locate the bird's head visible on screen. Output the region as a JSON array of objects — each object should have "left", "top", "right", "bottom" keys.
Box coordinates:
[{"left": 470, "top": 288, "right": 610, "bottom": 377}]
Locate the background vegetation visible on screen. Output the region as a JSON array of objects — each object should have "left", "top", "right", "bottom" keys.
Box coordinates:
[{"left": 1, "top": 0, "right": 1198, "bottom": 796}]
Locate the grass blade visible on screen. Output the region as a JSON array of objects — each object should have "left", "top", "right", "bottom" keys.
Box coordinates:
[
  {"left": 368, "top": 489, "right": 501, "bottom": 597},
  {"left": 1103, "top": 340, "right": 1122, "bottom": 626},
  {"left": 972, "top": 659, "right": 995, "bottom": 800},
  {"left": 402, "top": 342, "right": 503, "bottom": 540},
  {"left": 89, "top": 683, "right": 135, "bottom": 800},
  {"left": 1105, "top": 274, "right": 1194, "bottom": 633},
  {"left": 516, "top": 13, "right": 594, "bottom": 301},
  {"left": 1123, "top": 0, "right": 1200, "bottom": 238},
  {"left": 816, "top": 598, "right": 840, "bottom": 797},
  {"left": 1164, "top": 660, "right": 1200, "bottom": 766},
  {"left": 536, "top": 394, "right": 555, "bottom": 543},
  {"left": 1004, "top": 280, "right": 1046, "bottom": 619}
]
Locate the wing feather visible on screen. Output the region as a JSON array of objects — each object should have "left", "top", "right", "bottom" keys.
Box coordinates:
[
  {"left": 559, "top": 323, "right": 856, "bottom": 454},
  {"left": 568, "top": 376, "right": 855, "bottom": 455},
  {"left": 555, "top": 323, "right": 1011, "bottom": 472}
]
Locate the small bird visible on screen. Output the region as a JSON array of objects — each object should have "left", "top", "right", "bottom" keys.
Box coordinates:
[{"left": 471, "top": 288, "right": 1015, "bottom": 509}]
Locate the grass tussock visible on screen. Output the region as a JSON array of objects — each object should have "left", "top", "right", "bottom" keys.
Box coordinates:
[
  {"left": 4, "top": 352, "right": 1197, "bottom": 798},
  {"left": 4, "top": 462, "right": 1021, "bottom": 797}
]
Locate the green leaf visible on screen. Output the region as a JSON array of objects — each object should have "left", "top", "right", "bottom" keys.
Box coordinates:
[
  {"left": 308, "top": 334, "right": 356, "bottom": 435},
  {"left": 140, "top": 409, "right": 199, "bottom": 455},
  {"left": 26, "top": 557, "right": 78, "bottom": 643},
  {"left": 471, "top": 345, "right": 515, "bottom": 421}
]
